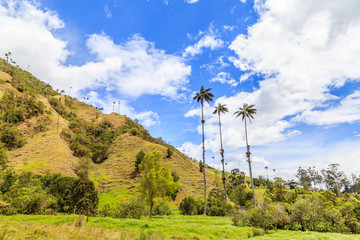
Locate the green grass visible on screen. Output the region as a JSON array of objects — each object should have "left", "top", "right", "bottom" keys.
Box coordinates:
[
  {"left": 253, "top": 230, "right": 360, "bottom": 239},
  {"left": 0, "top": 214, "right": 263, "bottom": 239},
  {"left": 98, "top": 189, "right": 137, "bottom": 207},
  {"left": 0, "top": 215, "right": 358, "bottom": 239}
]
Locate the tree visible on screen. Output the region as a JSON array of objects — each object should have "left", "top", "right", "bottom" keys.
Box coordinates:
[
  {"left": 234, "top": 103, "right": 257, "bottom": 207},
  {"left": 213, "top": 103, "right": 229, "bottom": 203},
  {"left": 321, "top": 163, "right": 346, "bottom": 194},
  {"left": 139, "top": 150, "right": 178, "bottom": 217},
  {"left": 135, "top": 150, "right": 145, "bottom": 171},
  {"left": 193, "top": 86, "right": 214, "bottom": 215},
  {"left": 296, "top": 166, "right": 312, "bottom": 189},
  {"left": 166, "top": 147, "right": 173, "bottom": 158}
]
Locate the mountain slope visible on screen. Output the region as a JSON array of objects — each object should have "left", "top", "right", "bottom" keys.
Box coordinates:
[{"left": 0, "top": 61, "right": 219, "bottom": 204}]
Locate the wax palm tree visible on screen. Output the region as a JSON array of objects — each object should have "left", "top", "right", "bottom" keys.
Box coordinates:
[
  {"left": 193, "top": 86, "right": 214, "bottom": 215},
  {"left": 234, "top": 103, "right": 257, "bottom": 207},
  {"left": 213, "top": 103, "right": 228, "bottom": 203}
]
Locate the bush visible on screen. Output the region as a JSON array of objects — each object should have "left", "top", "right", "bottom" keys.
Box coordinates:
[
  {"left": 153, "top": 201, "right": 172, "bottom": 216},
  {"left": 0, "top": 202, "right": 16, "bottom": 215},
  {"left": 135, "top": 150, "right": 145, "bottom": 171},
  {"left": 229, "top": 184, "right": 253, "bottom": 207},
  {"left": 0, "top": 148, "right": 8, "bottom": 170},
  {"left": 166, "top": 148, "right": 173, "bottom": 158},
  {"left": 114, "top": 198, "right": 145, "bottom": 219},
  {"left": 1, "top": 127, "right": 26, "bottom": 149},
  {"left": 179, "top": 196, "right": 197, "bottom": 215},
  {"left": 207, "top": 199, "right": 232, "bottom": 216}
]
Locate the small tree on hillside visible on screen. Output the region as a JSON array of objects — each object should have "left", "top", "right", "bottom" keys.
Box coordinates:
[
  {"left": 139, "top": 150, "right": 178, "bottom": 217},
  {"left": 166, "top": 147, "right": 173, "bottom": 158},
  {"left": 135, "top": 150, "right": 145, "bottom": 171}
]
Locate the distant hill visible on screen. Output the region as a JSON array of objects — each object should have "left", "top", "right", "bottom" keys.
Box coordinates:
[{"left": 0, "top": 58, "right": 219, "bottom": 205}]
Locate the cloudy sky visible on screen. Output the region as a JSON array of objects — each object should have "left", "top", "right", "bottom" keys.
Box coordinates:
[{"left": 1, "top": 0, "right": 360, "bottom": 179}]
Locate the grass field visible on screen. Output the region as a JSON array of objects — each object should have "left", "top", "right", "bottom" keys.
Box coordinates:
[{"left": 0, "top": 215, "right": 359, "bottom": 240}]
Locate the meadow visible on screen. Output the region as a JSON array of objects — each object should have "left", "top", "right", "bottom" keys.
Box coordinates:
[{"left": 0, "top": 214, "right": 359, "bottom": 240}]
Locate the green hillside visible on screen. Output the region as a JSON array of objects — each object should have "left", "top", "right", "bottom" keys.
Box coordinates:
[{"left": 0, "top": 60, "right": 219, "bottom": 206}]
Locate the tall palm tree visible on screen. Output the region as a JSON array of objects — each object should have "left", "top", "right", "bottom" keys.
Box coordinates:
[
  {"left": 193, "top": 86, "right": 214, "bottom": 215},
  {"left": 234, "top": 103, "right": 257, "bottom": 207},
  {"left": 213, "top": 103, "right": 228, "bottom": 203}
]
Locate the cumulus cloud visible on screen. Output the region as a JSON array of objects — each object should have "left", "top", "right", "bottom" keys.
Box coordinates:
[
  {"left": 183, "top": 24, "right": 224, "bottom": 57},
  {"left": 183, "top": 0, "right": 360, "bottom": 177},
  {"left": 229, "top": 0, "right": 360, "bottom": 129},
  {"left": 0, "top": 0, "right": 191, "bottom": 100},
  {"left": 0, "top": 0, "right": 191, "bottom": 126},
  {"left": 210, "top": 72, "right": 238, "bottom": 87}
]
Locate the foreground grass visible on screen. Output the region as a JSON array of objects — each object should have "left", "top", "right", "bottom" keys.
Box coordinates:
[
  {"left": 254, "top": 230, "right": 360, "bottom": 240},
  {"left": 0, "top": 215, "right": 359, "bottom": 240},
  {"left": 0, "top": 214, "right": 263, "bottom": 239}
]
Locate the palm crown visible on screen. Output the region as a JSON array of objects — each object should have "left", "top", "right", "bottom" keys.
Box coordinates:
[
  {"left": 213, "top": 103, "right": 228, "bottom": 115},
  {"left": 193, "top": 86, "right": 214, "bottom": 103},
  {"left": 234, "top": 103, "right": 257, "bottom": 122}
]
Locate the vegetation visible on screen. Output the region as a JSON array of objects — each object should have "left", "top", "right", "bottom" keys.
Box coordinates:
[
  {"left": 193, "top": 85, "right": 214, "bottom": 215},
  {"left": 0, "top": 169, "right": 98, "bottom": 216},
  {"left": 231, "top": 167, "right": 360, "bottom": 234},
  {"left": 234, "top": 103, "right": 257, "bottom": 207},
  {"left": 139, "top": 150, "right": 179, "bottom": 217}
]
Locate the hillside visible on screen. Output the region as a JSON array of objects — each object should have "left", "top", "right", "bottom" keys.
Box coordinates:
[{"left": 0, "top": 60, "right": 219, "bottom": 205}]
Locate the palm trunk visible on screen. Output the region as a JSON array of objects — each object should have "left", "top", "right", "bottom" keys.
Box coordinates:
[
  {"left": 201, "top": 100, "right": 207, "bottom": 215},
  {"left": 244, "top": 117, "right": 256, "bottom": 207},
  {"left": 57, "top": 95, "right": 61, "bottom": 134},
  {"left": 218, "top": 112, "right": 227, "bottom": 203}
]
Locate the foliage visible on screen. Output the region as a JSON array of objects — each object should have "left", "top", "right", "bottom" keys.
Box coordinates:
[
  {"left": 206, "top": 199, "right": 232, "bottom": 216},
  {"left": 179, "top": 196, "right": 202, "bottom": 215},
  {"left": 229, "top": 184, "right": 253, "bottom": 207},
  {"left": 321, "top": 164, "right": 347, "bottom": 194},
  {"left": 153, "top": 200, "right": 172, "bottom": 216},
  {"left": 0, "top": 170, "right": 98, "bottom": 215},
  {"left": 135, "top": 150, "right": 145, "bottom": 171},
  {"left": 0, "top": 148, "right": 7, "bottom": 170},
  {"left": 139, "top": 150, "right": 179, "bottom": 217},
  {"left": 166, "top": 148, "right": 173, "bottom": 158},
  {"left": 62, "top": 119, "right": 117, "bottom": 164},
  {"left": 0, "top": 126, "right": 26, "bottom": 149},
  {"left": 0, "top": 92, "right": 45, "bottom": 124}
]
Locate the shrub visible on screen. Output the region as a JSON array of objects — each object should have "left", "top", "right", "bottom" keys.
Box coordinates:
[
  {"left": 166, "top": 148, "right": 173, "bottom": 158},
  {"left": 229, "top": 184, "right": 253, "bottom": 207},
  {"left": 0, "top": 202, "right": 16, "bottom": 215},
  {"left": 1, "top": 127, "right": 26, "bottom": 149},
  {"left": 130, "top": 127, "right": 140, "bottom": 136},
  {"left": 207, "top": 199, "right": 232, "bottom": 216},
  {"left": 0, "top": 148, "right": 8, "bottom": 170},
  {"left": 179, "top": 196, "right": 197, "bottom": 215},
  {"left": 171, "top": 171, "right": 180, "bottom": 182},
  {"left": 153, "top": 201, "right": 172, "bottom": 216},
  {"left": 135, "top": 150, "right": 145, "bottom": 171},
  {"left": 114, "top": 198, "right": 145, "bottom": 219}
]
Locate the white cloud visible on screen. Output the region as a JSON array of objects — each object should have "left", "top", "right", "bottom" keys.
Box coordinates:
[
  {"left": 210, "top": 72, "right": 238, "bottom": 87},
  {"left": 185, "top": 0, "right": 199, "bottom": 4},
  {"left": 183, "top": 35, "right": 224, "bottom": 57},
  {"left": 184, "top": 0, "right": 360, "bottom": 178},
  {"left": 294, "top": 91, "right": 360, "bottom": 125},
  {"left": 183, "top": 24, "right": 224, "bottom": 57},
  {"left": 0, "top": 0, "right": 191, "bottom": 101}
]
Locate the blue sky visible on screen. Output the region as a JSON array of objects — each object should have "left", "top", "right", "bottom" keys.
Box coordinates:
[{"left": 1, "top": 0, "right": 360, "bottom": 179}]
